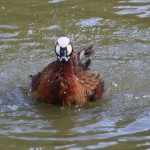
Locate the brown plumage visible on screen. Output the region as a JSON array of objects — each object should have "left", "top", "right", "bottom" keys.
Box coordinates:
[{"left": 30, "top": 37, "right": 104, "bottom": 106}]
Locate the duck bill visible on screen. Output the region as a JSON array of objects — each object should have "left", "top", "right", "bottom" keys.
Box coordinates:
[
  {"left": 59, "top": 56, "right": 68, "bottom": 62},
  {"left": 59, "top": 47, "right": 69, "bottom": 62}
]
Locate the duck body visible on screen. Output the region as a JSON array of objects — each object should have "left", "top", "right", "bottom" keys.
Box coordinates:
[{"left": 31, "top": 37, "right": 104, "bottom": 106}]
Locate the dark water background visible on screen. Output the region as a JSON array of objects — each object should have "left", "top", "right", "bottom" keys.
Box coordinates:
[{"left": 0, "top": 0, "right": 150, "bottom": 149}]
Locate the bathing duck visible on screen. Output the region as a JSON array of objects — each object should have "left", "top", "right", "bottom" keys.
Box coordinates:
[{"left": 31, "top": 36, "right": 104, "bottom": 106}]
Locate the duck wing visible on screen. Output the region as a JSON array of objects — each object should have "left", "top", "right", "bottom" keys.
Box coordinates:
[
  {"left": 77, "top": 44, "right": 94, "bottom": 60},
  {"left": 30, "top": 61, "right": 55, "bottom": 92},
  {"left": 72, "top": 44, "right": 100, "bottom": 90},
  {"left": 72, "top": 45, "right": 103, "bottom": 101},
  {"left": 71, "top": 44, "right": 94, "bottom": 71},
  {"left": 76, "top": 69, "right": 100, "bottom": 91},
  {"left": 74, "top": 68, "right": 103, "bottom": 104}
]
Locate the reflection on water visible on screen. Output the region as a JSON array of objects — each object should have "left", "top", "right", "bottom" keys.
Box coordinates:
[
  {"left": 48, "top": 0, "right": 65, "bottom": 3},
  {"left": 116, "top": 0, "right": 150, "bottom": 18},
  {"left": 40, "top": 25, "right": 60, "bottom": 31},
  {"left": 120, "top": 0, "right": 150, "bottom": 3},
  {"left": 0, "top": 0, "right": 150, "bottom": 149},
  {"left": 76, "top": 18, "right": 103, "bottom": 27}
]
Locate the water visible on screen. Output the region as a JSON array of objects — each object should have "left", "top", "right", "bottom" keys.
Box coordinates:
[{"left": 0, "top": 0, "right": 150, "bottom": 149}]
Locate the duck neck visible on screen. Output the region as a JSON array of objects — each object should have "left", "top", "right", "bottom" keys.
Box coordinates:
[{"left": 56, "top": 58, "right": 74, "bottom": 77}]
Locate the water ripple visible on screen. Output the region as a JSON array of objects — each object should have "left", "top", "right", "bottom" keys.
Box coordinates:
[
  {"left": 40, "top": 25, "right": 60, "bottom": 30},
  {"left": 0, "top": 25, "right": 18, "bottom": 29},
  {"left": 76, "top": 18, "right": 103, "bottom": 27},
  {"left": 48, "top": 0, "right": 65, "bottom": 3},
  {"left": 115, "top": 1, "right": 150, "bottom": 18},
  {"left": 0, "top": 32, "right": 20, "bottom": 38}
]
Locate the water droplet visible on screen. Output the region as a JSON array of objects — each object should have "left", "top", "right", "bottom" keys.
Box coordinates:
[
  {"left": 1, "top": 6, "right": 5, "bottom": 10},
  {"left": 80, "top": 80, "right": 85, "bottom": 84},
  {"left": 27, "top": 29, "right": 33, "bottom": 36},
  {"left": 112, "top": 81, "right": 118, "bottom": 87}
]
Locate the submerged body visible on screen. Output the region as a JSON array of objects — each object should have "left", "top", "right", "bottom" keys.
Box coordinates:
[{"left": 31, "top": 37, "right": 104, "bottom": 106}]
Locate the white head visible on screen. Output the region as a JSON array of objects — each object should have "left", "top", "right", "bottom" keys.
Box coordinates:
[{"left": 55, "top": 36, "right": 73, "bottom": 62}]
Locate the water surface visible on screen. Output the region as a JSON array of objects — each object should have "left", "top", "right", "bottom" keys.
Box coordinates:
[{"left": 0, "top": 0, "right": 150, "bottom": 149}]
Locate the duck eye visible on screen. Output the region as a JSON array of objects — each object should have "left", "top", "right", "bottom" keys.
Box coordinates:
[
  {"left": 55, "top": 44, "right": 60, "bottom": 56},
  {"left": 67, "top": 44, "right": 73, "bottom": 56}
]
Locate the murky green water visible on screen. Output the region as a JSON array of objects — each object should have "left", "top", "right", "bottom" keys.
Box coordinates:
[{"left": 0, "top": 0, "right": 150, "bottom": 149}]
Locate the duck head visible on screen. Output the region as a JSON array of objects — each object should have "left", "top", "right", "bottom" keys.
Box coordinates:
[{"left": 55, "top": 36, "right": 73, "bottom": 63}]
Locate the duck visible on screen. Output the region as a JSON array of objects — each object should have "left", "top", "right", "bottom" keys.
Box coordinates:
[{"left": 30, "top": 36, "right": 104, "bottom": 106}]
